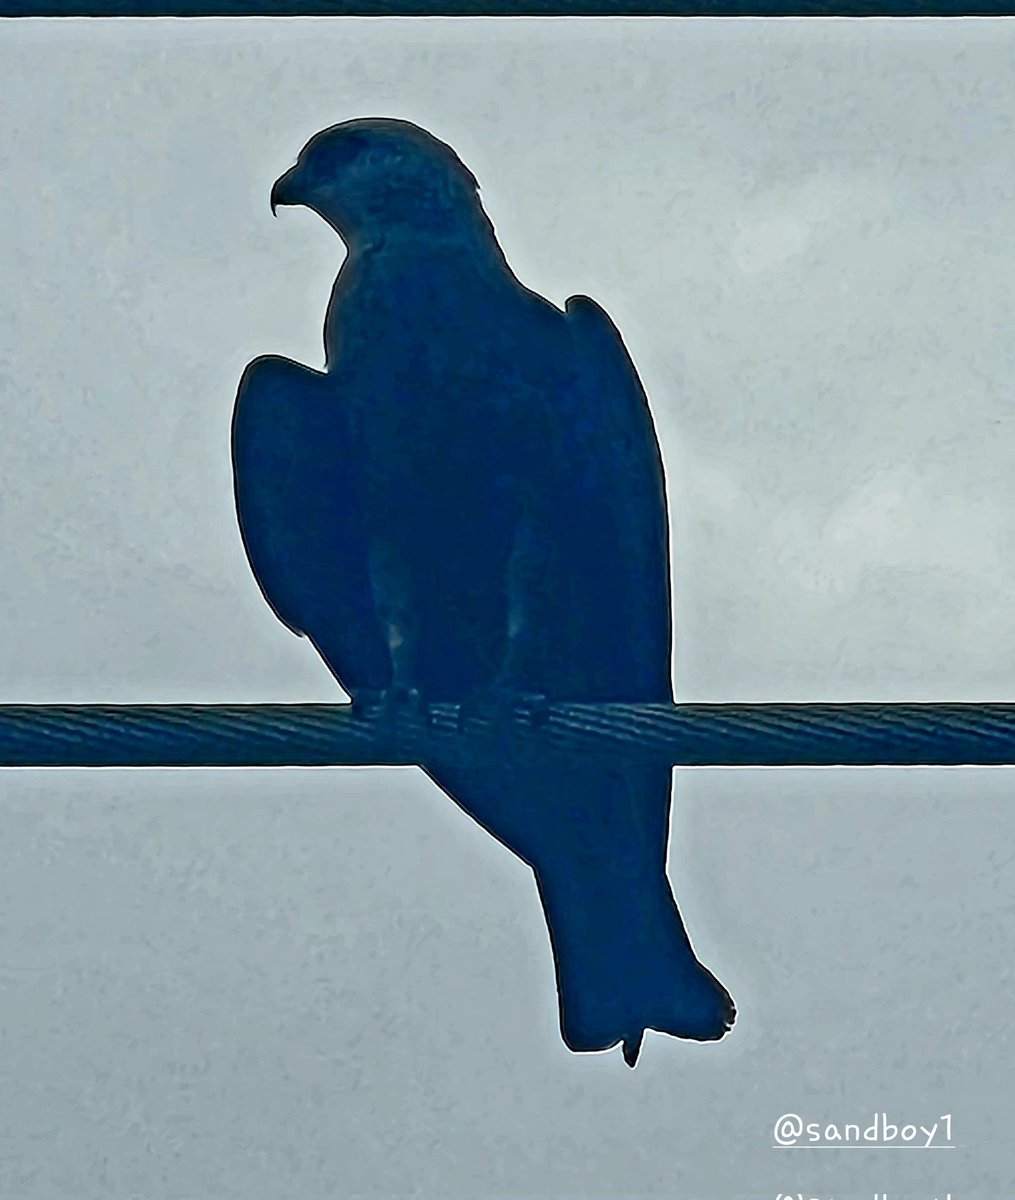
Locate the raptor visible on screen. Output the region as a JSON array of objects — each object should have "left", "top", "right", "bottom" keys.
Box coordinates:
[{"left": 232, "top": 118, "right": 735, "bottom": 1065}]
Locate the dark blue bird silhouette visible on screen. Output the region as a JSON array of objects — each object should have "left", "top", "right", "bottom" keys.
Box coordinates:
[{"left": 231, "top": 118, "right": 735, "bottom": 1066}]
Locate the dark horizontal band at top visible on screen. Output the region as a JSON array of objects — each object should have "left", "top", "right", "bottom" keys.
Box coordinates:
[{"left": 3, "top": 0, "right": 1013, "bottom": 15}]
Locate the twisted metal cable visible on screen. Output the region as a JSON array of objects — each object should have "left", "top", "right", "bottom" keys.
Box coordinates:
[{"left": 1, "top": 701, "right": 1015, "bottom": 767}]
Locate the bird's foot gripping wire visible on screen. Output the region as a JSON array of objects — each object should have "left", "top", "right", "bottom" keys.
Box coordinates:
[
  {"left": 352, "top": 684, "right": 432, "bottom": 729},
  {"left": 455, "top": 678, "right": 550, "bottom": 734}
]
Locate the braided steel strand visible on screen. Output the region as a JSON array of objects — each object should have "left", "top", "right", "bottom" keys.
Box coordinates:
[{"left": 0, "top": 702, "right": 1015, "bottom": 767}]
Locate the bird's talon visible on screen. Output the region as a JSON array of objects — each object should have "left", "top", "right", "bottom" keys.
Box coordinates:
[
  {"left": 456, "top": 682, "right": 549, "bottom": 732},
  {"left": 515, "top": 691, "right": 550, "bottom": 728},
  {"left": 350, "top": 689, "right": 384, "bottom": 720},
  {"left": 356, "top": 685, "right": 431, "bottom": 728}
]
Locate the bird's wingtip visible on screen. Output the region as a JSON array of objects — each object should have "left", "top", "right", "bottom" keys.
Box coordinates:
[{"left": 564, "top": 294, "right": 594, "bottom": 315}]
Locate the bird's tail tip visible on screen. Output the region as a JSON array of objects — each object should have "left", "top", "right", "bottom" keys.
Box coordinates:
[{"left": 622, "top": 1032, "right": 644, "bottom": 1068}]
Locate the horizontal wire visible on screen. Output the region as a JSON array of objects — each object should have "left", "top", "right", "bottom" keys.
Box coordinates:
[{"left": 0, "top": 701, "right": 1014, "bottom": 767}]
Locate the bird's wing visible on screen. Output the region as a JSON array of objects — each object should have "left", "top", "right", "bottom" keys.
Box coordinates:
[
  {"left": 563, "top": 295, "right": 666, "bottom": 499},
  {"left": 562, "top": 295, "right": 673, "bottom": 701},
  {"left": 231, "top": 354, "right": 389, "bottom": 695}
]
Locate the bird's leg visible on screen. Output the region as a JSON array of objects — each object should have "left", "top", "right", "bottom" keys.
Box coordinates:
[
  {"left": 361, "top": 537, "right": 428, "bottom": 724},
  {"left": 459, "top": 489, "right": 549, "bottom": 730},
  {"left": 498, "top": 496, "right": 549, "bottom": 715}
]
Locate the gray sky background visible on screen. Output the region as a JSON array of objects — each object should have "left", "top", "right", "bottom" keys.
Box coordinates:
[{"left": 0, "top": 16, "right": 1012, "bottom": 1199}]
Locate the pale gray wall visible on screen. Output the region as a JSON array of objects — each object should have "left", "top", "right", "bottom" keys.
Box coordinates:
[{"left": 0, "top": 17, "right": 1011, "bottom": 1198}]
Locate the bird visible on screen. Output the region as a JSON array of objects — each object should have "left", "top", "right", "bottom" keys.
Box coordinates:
[{"left": 231, "top": 117, "right": 735, "bottom": 1066}]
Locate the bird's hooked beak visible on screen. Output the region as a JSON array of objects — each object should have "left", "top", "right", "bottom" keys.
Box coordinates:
[{"left": 270, "top": 164, "right": 301, "bottom": 216}]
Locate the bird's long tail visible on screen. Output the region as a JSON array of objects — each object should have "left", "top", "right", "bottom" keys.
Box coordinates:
[{"left": 423, "top": 755, "right": 735, "bottom": 1066}]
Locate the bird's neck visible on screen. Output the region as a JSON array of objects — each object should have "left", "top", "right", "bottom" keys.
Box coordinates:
[
  {"left": 325, "top": 214, "right": 518, "bottom": 369},
  {"left": 344, "top": 204, "right": 509, "bottom": 274},
  {"left": 347, "top": 239, "right": 513, "bottom": 311}
]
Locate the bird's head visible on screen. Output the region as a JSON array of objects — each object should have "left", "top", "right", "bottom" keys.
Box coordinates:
[{"left": 269, "top": 118, "right": 483, "bottom": 247}]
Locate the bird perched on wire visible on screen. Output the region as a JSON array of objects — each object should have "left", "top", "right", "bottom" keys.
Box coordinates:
[{"left": 231, "top": 117, "right": 735, "bottom": 1066}]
